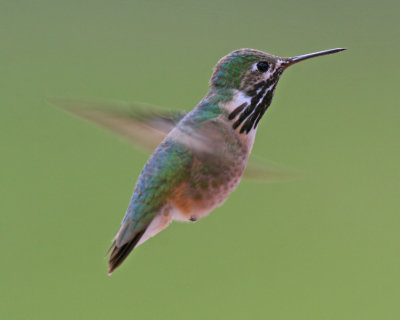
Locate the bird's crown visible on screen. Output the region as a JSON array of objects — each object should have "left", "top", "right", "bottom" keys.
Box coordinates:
[{"left": 210, "top": 49, "right": 287, "bottom": 90}]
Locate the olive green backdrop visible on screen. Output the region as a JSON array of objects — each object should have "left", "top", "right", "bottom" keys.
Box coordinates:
[{"left": 1, "top": 0, "right": 399, "bottom": 319}]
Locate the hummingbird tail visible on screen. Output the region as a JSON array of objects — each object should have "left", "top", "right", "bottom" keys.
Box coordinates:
[{"left": 107, "top": 229, "right": 146, "bottom": 275}]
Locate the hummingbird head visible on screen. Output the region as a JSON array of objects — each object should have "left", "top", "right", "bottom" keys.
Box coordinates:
[{"left": 211, "top": 48, "right": 346, "bottom": 134}]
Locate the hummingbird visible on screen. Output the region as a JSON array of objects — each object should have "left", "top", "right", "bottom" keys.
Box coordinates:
[{"left": 51, "top": 47, "right": 345, "bottom": 274}]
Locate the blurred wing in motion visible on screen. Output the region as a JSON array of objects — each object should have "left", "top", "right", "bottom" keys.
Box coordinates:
[
  {"left": 244, "top": 154, "right": 300, "bottom": 182},
  {"left": 48, "top": 98, "right": 186, "bottom": 152},
  {"left": 48, "top": 98, "right": 297, "bottom": 182}
]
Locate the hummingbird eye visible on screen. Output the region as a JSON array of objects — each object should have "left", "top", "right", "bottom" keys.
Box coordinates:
[{"left": 256, "top": 61, "right": 269, "bottom": 73}]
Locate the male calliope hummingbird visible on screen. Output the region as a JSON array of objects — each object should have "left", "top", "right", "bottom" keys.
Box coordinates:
[{"left": 51, "top": 47, "right": 346, "bottom": 274}]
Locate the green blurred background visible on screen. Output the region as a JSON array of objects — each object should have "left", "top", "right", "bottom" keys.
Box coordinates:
[{"left": 1, "top": 0, "right": 399, "bottom": 319}]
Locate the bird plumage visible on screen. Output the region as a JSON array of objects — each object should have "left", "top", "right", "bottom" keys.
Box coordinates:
[
  {"left": 107, "top": 91, "right": 251, "bottom": 273},
  {"left": 50, "top": 47, "right": 345, "bottom": 274}
]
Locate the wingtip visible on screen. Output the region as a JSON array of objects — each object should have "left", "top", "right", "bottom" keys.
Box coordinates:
[
  {"left": 105, "top": 240, "right": 117, "bottom": 275},
  {"left": 108, "top": 262, "right": 117, "bottom": 275},
  {"left": 45, "top": 97, "right": 64, "bottom": 109},
  {"left": 105, "top": 240, "right": 116, "bottom": 258},
  {"left": 106, "top": 229, "right": 146, "bottom": 275}
]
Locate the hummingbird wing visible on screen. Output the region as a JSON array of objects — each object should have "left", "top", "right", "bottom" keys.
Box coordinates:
[
  {"left": 107, "top": 138, "right": 193, "bottom": 274},
  {"left": 48, "top": 98, "right": 296, "bottom": 182},
  {"left": 48, "top": 98, "right": 186, "bottom": 152}
]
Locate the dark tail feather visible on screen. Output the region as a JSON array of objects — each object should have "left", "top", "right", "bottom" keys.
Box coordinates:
[{"left": 107, "top": 229, "right": 146, "bottom": 275}]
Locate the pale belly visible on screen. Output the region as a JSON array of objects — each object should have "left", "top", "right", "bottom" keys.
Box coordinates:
[
  {"left": 138, "top": 116, "right": 257, "bottom": 246},
  {"left": 136, "top": 166, "right": 247, "bottom": 246},
  {"left": 170, "top": 167, "right": 245, "bottom": 222},
  {"left": 170, "top": 136, "right": 253, "bottom": 222}
]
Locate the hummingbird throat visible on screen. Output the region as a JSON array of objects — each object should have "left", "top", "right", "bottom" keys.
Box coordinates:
[{"left": 228, "top": 71, "right": 281, "bottom": 134}]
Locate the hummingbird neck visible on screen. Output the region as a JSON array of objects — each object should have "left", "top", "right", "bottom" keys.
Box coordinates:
[{"left": 226, "top": 71, "right": 281, "bottom": 134}]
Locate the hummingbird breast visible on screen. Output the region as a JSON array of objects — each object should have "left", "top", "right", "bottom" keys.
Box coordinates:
[{"left": 168, "top": 115, "right": 253, "bottom": 222}]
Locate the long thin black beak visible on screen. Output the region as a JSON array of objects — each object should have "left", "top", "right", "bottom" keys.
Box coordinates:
[{"left": 286, "top": 48, "right": 346, "bottom": 66}]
